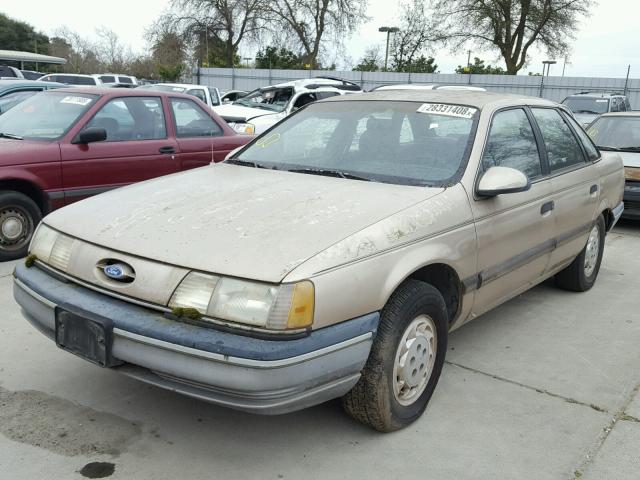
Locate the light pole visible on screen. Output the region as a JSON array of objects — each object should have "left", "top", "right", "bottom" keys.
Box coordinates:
[
  {"left": 379, "top": 26, "right": 399, "bottom": 71},
  {"left": 542, "top": 59, "right": 556, "bottom": 76}
]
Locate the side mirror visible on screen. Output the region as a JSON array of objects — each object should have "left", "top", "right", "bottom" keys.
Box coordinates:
[
  {"left": 72, "top": 127, "right": 107, "bottom": 144},
  {"left": 477, "top": 166, "right": 531, "bottom": 197}
]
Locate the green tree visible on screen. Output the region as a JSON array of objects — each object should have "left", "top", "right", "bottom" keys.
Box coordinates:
[
  {"left": 0, "top": 13, "right": 50, "bottom": 55},
  {"left": 255, "top": 46, "right": 302, "bottom": 69},
  {"left": 393, "top": 55, "right": 438, "bottom": 73},
  {"left": 455, "top": 57, "right": 506, "bottom": 74}
]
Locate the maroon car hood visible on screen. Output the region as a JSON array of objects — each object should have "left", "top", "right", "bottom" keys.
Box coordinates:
[{"left": 0, "top": 139, "right": 60, "bottom": 165}]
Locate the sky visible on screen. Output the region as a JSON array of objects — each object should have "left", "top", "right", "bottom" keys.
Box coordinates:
[{"left": 1, "top": 0, "right": 639, "bottom": 78}]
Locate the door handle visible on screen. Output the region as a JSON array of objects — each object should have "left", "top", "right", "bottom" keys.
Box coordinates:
[
  {"left": 540, "top": 200, "right": 555, "bottom": 215},
  {"left": 590, "top": 184, "right": 598, "bottom": 195},
  {"left": 159, "top": 146, "right": 176, "bottom": 154}
]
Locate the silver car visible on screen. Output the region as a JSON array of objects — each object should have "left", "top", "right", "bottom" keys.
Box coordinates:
[{"left": 14, "top": 90, "right": 624, "bottom": 431}]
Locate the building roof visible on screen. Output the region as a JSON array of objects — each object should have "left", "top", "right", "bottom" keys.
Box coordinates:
[{"left": 0, "top": 50, "right": 67, "bottom": 65}]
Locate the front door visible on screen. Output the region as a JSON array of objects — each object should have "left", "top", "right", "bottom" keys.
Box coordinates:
[
  {"left": 470, "top": 107, "right": 555, "bottom": 317},
  {"left": 59, "top": 96, "right": 179, "bottom": 204}
]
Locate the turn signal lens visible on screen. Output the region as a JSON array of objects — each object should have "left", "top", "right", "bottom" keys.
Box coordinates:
[
  {"left": 286, "top": 281, "right": 315, "bottom": 329},
  {"left": 29, "top": 223, "right": 74, "bottom": 271}
]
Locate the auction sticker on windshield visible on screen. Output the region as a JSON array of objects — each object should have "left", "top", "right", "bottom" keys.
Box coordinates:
[
  {"left": 417, "top": 103, "right": 477, "bottom": 119},
  {"left": 60, "top": 96, "right": 92, "bottom": 106}
]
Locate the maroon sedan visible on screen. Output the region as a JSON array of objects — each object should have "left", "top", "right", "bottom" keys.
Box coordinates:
[{"left": 0, "top": 87, "right": 251, "bottom": 260}]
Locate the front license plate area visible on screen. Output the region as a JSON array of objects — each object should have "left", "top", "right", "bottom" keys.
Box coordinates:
[{"left": 55, "top": 309, "right": 116, "bottom": 367}]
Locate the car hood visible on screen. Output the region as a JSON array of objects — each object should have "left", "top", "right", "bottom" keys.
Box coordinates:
[
  {"left": 213, "top": 103, "right": 277, "bottom": 121},
  {"left": 43, "top": 164, "right": 443, "bottom": 282},
  {"left": 619, "top": 151, "right": 640, "bottom": 168},
  {"left": 0, "top": 138, "right": 60, "bottom": 165}
]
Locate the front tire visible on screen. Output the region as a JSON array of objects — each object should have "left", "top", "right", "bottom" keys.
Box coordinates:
[
  {"left": 0, "top": 191, "right": 41, "bottom": 262},
  {"left": 555, "top": 214, "right": 605, "bottom": 292},
  {"left": 342, "top": 280, "right": 448, "bottom": 432}
]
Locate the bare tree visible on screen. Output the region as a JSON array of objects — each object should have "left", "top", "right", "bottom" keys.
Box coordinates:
[
  {"left": 266, "top": 0, "right": 369, "bottom": 69},
  {"left": 52, "top": 26, "right": 101, "bottom": 73},
  {"left": 427, "top": 0, "right": 595, "bottom": 74},
  {"left": 389, "top": 0, "right": 432, "bottom": 72},
  {"left": 168, "top": 0, "right": 267, "bottom": 67},
  {"left": 96, "top": 27, "right": 132, "bottom": 72}
]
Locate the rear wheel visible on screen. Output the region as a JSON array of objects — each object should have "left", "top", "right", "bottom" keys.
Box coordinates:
[
  {"left": 0, "top": 191, "right": 41, "bottom": 262},
  {"left": 555, "top": 214, "right": 605, "bottom": 292},
  {"left": 342, "top": 280, "right": 448, "bottom": 432}
]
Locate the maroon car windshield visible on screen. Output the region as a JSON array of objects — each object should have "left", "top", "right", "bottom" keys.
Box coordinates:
[{"left": 0, "top": 91, "right": 98, "bottom": 140}]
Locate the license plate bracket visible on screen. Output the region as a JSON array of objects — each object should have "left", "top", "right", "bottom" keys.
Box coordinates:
[{"left": 55, "top": 308, "right": 118, "bottom": 367}]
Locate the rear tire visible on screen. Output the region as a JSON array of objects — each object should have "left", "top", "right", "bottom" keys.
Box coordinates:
[
  {"left": 555, "top": 215, "right": 605, "bottom": 292},
  {"left": 0, "top": 191, "right": 41, "bottom": 262},
  {"left": 342, "top": 280, "right": 448, "bottom": 432}
]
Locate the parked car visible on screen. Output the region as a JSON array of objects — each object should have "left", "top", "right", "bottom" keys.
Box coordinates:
[
  {"left": 0, "top": 87, "right": 251, "bottom": 260},
  {"left": 587, "top": 112, "right": 640, "bottom": 219},
  {"left": 0, "top": 65, "right": 24, "bottom": 79},
  {"left": 220, "top": 89, "right": 248, "bottom": 103},
  {"left": 213, "top": 76, "right": 362, "bottom": 135},
  {"left": 0, "top": 79, "right": 65, "bottom": 114},
  {"left": 14, "top": 90, "right": 624, "bottom": 431},
  {"left": 20, "top": 70, "right": 44, "bottom": 80},
  {"left": 562, "top": 91, "right": 632, "bottom": 127},
  {"left": 97, "top": 74, "right": 138, "bottom": 86},
  {"left": 138, "top": 83, "right": 221, "bottom": 109},
  {"left": 38, "top": 73, "right": 104, "bottom": 87},
  {"left": 371, "top": 84, "right": 487, "bottom": 92}
]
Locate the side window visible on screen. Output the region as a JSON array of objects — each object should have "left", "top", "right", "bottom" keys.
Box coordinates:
[
  {"left": 531, "top": 108, "right": 586, "bottom": 172},
  {"left": 482, "top": 108, "right": 542, "bottom": 179},
  {"left": 207, "top": 87, "right": 220, "bottom": 106},
  {"left": 315, "top": 92, "right": 340, "bottom": 100},
  {"left": 293, "top": 93, "right": 317, "bottom": 110},
  {"left": 85, "top": 97, "right": 166, "bottom": 141},
  {"left": 560, "top": 110, "right": 600, "bottom": 162},
  {"left": 100, "top": 75, "right": 116, "bottom": 83},
  {"left": 170, "top": 98, "right": 222, "bottom": 138},
  {"left": 186, "top": 88, "right": 207, "bottom": 104}
]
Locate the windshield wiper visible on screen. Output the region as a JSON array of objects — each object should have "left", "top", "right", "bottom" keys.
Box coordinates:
[
  {"left": 618, "top": 146, "right": 640, "bottom": 152},
  {"left": 574, "top": 110, "right": 600, "bottom": 115},
  {"left": 0, "top": 132, "right": 23, "bottom": 140},
  {"left": 287, "top": 168, "right": 371, "bottom": 182},
  {"left": 225, "top": 159, "right": 276, "bottom": 169}
]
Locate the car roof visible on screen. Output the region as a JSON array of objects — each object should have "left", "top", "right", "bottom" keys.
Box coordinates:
[
  {"left": 0, "top": 79, "right": 64, "bottom": 91},
  {"left": 320, "top": 89, "right": 557, "bottom": 109},
  {"left": 42, "top": 73, "right": 96, "bottom": 78},
  {"left": 566, "top": 92, "right": 625, "bottom": 98},
  {"left": 41, "top": 87, "right": 198, "bottom": 99},
  {"left": 152, "top": 83, "right": 203, "bottom": 88},
  {"left": 598, "top": 111, "right": 640, "bottom": 117}
]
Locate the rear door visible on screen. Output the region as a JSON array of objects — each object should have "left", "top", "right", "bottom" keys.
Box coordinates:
[
  {"left": 529, "top": 107, "right": 601, "bottom": 271},
  {"left": 168, "top": 96, "right": 240, "bottom": 168},
  {"left": 59, "top": 95, "right": 179, "bottom": 204}
]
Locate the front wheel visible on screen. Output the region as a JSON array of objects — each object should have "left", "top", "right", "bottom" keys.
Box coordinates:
[
  {"left": 342, "top": 280, "right": 448, "bottom": 432},
  {"left": 0, "top": 191, "right": 41, "bottom": 262},
  {"left": 555, "top": 214, "right": 606, "bottom": 292}
]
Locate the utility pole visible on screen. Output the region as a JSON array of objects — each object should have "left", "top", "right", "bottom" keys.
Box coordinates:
[
  {"left": 379, "top": 26, "right": 399, "bottom": 71},
  {"left": 624, "top": 65, "right": 631, "bottom": 96},
  {"left": 467, "top": 50, "right": 471, "bottom": 69}
]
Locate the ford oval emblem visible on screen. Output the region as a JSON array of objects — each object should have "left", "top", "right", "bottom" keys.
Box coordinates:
[
  {"left": 98, "top": 260, "right": 136, "bottom": 283},
  {"left": 104, "top": 264, "right": 126, "bottom": 279}
]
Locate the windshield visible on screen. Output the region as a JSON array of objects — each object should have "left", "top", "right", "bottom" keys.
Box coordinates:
[
  {"left": 562, "top": 97, "right": 609, "bottom": 115},
  {"left": 233, "top": 87, "right": 294, "bottom": 112},
  {"left": 587, "top": 116, "right": 640, "bottom": 149},
  {"left": 232, "top": 100, "right": 478, "bottom": 186},
  {"left": 0, "top": 91, "right": 98, "bottom": 140}
]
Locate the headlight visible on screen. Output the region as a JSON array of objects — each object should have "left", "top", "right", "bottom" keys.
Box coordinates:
[
  {"left": 169, "top": 272, "right": 314, "bottom": 330},
  {"left": 231, "top": 122, "right": 255, "bottom": 135},
  {"left": 29, "top": 223, "right": 75, "bottom": 271}
]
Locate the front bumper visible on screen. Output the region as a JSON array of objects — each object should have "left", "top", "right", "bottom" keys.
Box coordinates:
[
  {"left": 623, "top": 182, "right": 640, "bottom": 220},
  {"left": 13, "top": 263, "right": 378, "bottom": 414}
]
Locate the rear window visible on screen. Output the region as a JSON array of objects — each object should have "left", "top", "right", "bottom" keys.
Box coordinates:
[{"left": 562, "top": 97, "right": 609, "bottom": 115}]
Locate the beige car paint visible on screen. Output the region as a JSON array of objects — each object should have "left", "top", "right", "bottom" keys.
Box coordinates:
[{"left": 34, "top": 91, "right": 625, "bottom": 333}]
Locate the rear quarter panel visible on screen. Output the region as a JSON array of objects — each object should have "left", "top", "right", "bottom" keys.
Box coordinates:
[{"left": 596, "top": 151, "right": 625, "bottom": 220}]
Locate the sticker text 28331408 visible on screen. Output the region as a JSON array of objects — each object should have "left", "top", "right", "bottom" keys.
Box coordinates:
[{"left": 417, "top": 103, "right": 477, "bottom": 119}]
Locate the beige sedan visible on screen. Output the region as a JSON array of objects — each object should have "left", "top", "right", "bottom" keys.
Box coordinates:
[{"left": 14, "top": 90, "right": 624, "bottom": 431}]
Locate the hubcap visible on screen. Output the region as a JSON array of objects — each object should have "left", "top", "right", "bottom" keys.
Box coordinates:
[
  {"left": 584, "top": 224, "right": 600, "bottom": 277},
  {"left": 393, "top": 315, "right": 437, "bottom": 406},
  {"left": 0, "top": 207, "right": 29, "bottom": 249}
]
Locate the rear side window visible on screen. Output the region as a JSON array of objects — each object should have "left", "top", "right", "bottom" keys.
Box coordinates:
[
  {"left": 100, "top": 75, "right": 116, "bottom": 83},
  {"left": 170, "top": 98, "right": 222, "bottom": 138},
  {"left": 482, "top": 108, "right": 542, "bottom": 179},
  {"left": 75, "top": 76, "right": 96, "bottom": 86},
  {"left": 119, "top": 77, "right": 133, "bottom": 84},
  {"left": 561, "top": 111, "right": 600, "bottom": 162},
  {"left": 531, "top": 108, "right": 586, "bottom": 172},
  {"left": 207, "top": 87, "right": 220, "bottom": 105},
  {"left": 186, "top": 88, "right": 207, "bottom": 104}
]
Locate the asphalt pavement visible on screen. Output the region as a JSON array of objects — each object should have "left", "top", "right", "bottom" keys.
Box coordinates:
[{"left": 1, "top": 221, "right": 639, "bottom": 480}]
